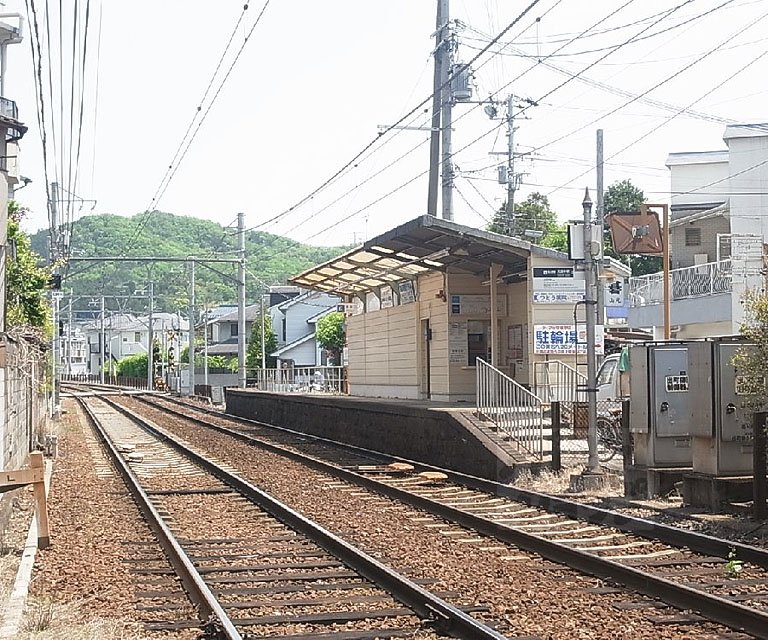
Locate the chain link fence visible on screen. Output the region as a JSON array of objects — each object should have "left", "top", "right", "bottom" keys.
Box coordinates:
[{"left": 551, "top": 399, "right": 628, "bottom": 470}]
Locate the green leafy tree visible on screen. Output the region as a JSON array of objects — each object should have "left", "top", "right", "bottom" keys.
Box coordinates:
[
  {"left": 6, "top": 202, "right": 52, "bottom": 329},
  {"left": 733, "top": 290, "right": 768, "bottom": 409},
  {"left": 116, "top": 353, "right": 148, "bottom": 378},
  {"left": 316, "top": 312, "right": 345, "bottom": 365},
  {"left": 603, "top": 179, "right": 661, "bottom": 276},
  {"left": 487, "top": 192, "right": 559, "bottom": 245},
  {"left": 246, "top": 313, "right": 277, "bottom": 369},
  {"left": 540, "top": 222, "right": 569, "bottom": 252}
]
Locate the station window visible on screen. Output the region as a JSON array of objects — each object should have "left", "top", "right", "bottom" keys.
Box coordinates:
[{"left": 467, "top": 320, "right": 491, "bottom": 365}]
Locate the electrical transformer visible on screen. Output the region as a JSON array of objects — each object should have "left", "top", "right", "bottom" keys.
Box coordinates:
[
  {"left": 630, "top": 342, "right": 692, "bottom": 467},
  {"left": 688, "top": 337, "right": 756, "bottom": 475}
]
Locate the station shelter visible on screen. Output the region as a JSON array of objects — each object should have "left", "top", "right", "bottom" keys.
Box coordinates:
[{"left": 290, "top": 215, "right": 629, "bottom": 402}]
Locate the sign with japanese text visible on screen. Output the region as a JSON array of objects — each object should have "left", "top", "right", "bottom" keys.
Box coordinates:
[
  {"left": 533, "top": 324, "right": 604, "bottom": 355},
  {"left": 450, "top": 294, "right": 507, "bottom": 316},
  {"left": 533, "top": 266, "right": 585, "bottom": 303},
  {"left": 532, "top": 291, "right": 585, "bottom": 304}
]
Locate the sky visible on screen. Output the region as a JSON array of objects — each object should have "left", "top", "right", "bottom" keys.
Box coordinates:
[{"left": 7, "top": 0, "right": 768, "bottom": 249}]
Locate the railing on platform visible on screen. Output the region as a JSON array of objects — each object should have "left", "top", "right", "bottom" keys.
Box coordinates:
[
  {"left": 629, "top": 259, "right": 732, "bottom": 307},
  {"left": 532, "top": 360, "right": 586, "bottom": 404},
  {"left": 61, "top": 373, "right": 149, "bottom": 390},
  {"left": 476, "top": 358, "right": 544, "bottom": 460},
  {"left": 251, "top": 366, "right": 347, "bottom": 394}
]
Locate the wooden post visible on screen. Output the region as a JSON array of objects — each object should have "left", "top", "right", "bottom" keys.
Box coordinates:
[
  {"left": 754, "top": 412, "right": 767, "bottom": 520},
  {"left": 551, "top": 402, "right": 562, "bottom": 472},
  {"left": 30, "top": 452, "right": 50, "bottom": 548}
]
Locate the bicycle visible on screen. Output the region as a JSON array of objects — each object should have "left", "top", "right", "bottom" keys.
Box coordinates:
[{"left": 596, "top": 409, "right": 624, "bottom": 463}]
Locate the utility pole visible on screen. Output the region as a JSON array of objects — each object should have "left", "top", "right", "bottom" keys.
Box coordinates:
[
  {"left": 49, "top": 182, "right": 59, "bottom": 260},
  {"left": 187, "top": 260, "right": 195, "bottom": 396},
  {"left": 237, "top": 212, "right": 247, "bottom": 388},
  {"left": 505, "top": 95, "right": 516, "bottom": 234},
  {"left": 427, "top": 0, "right": 448, "bottom": 217},
  {"left": 51, "top": 293, "right": 59, "bottom": 416},
  {"left": 99, "top": 296, "right": 105, "bottom": 385},
  {"left": 260, "top": 293, "right": 266, "bottom": 370},
  {"left": 66, "top": 291, "right": 73, "bottom": 375},
  {"left": 203, "top": 303, "right": 209, "bottom": 388},
  {"left": 439, "top": 6, "right": 454, "bottom": 221},
  {"left": 582, "top": 188, "right": 601, "bottom": 476},
  {"left": 147, "top": 281, "right": 154, "bottom": 391},
  {"left": 595, "top": 129, "right": 605, "bottom": 331}
]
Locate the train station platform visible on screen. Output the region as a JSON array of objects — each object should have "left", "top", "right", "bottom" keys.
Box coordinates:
[{"left": 224, "top": 389, "right": 533, "bottom": 482}]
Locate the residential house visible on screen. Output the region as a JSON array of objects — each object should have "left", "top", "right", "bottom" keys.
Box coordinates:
[
  {"left": 628, "top": 123, "right": 768, "bottom": 338},
  {"left": 80, "top": 312, "right": 189, "bottom": 374},
  {"left": 270, "top": 290, "right": 341, "bottom": 367}
]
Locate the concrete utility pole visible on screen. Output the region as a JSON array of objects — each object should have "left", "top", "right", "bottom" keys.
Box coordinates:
[
  {"left": 582, "top": 188, "right": 600, "bottom": 475},
  {"left": 439, "top": 3, "right": 454, "bottom": 221},
  {"left": 51, "top": 294, "right": 59, "bottom": 415},
  {"left": 66, "top": 291, "right": 73, "bottom": 375},
  {"left": 505, "top": 95, "right": 516, "bottom": 235},
  {"left": 260, "top": 293, "right": 266, "bottom": 370},
  {"left": 427, "top": 0, "right": 448, "bottom": 217},
  {"left": 147, "top": 281, "right": 154, "bottom": 391},
  {"left": 595, "top": 129, "right": 605, "bottom": 331},
  {"left": 187, "top": 260, "right": 195, "bottom": 396},
  {"left": 237, "top": 212, "right": 247, "bottom": 388},
  {"left": 99, "top": 296, "right": 105, "bottom": 385},
  {"left": 203, "top": 303, "right": 209, "bottom": 388}
]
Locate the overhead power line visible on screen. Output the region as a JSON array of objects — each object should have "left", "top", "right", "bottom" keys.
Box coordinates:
[{"left": 124, "top": 0, "right": 272, "bottom": 255}]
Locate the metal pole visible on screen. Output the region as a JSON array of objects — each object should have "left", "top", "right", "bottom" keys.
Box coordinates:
[
  {"left": 440, "top": 10, "right": 454, "bottom": 221},
  {"left": 595, "top": 129, "right": 605, "bottom": 330},
  {"left": 662, "top": 203, "right": 671, "bottom": 339},
  {"left": 188, "top": 260, "right": 195, "bottom": 396},
  {"left": 260, "top": 293, "right": 266, "bottom": 370},
  {"left": 147, "top": 281, "right": 154, "bottom": 391},
  {"left": 99, "top": 296, "right": 105, "bottom": 384},
  {"left": 50, "top": 182, "right": 59, "bottom": 260},
  {"left": 203, "top": 305, "right": 209, "bottom": 388},
  {"left": 505, "top": 94, "right": 515, "bottom": 235},
  {"left": 51, "top": 293, "right": 59, "bottom": 415},
  {"left": 67, "top": 290, "right": 73, "bottom": 375},
  {"left": 582, "top": 188, "right": 600, "bottom": 474},
  {"left": 427, "top": 0, "right": 447, "bottom": 217},
  {"left": 237, "top": 212, "right": 247, "bottom": 388}
]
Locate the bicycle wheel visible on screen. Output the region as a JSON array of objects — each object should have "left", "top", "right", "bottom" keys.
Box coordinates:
[{"left": 596, "top": 416, "right": 620, "bottom": 463}]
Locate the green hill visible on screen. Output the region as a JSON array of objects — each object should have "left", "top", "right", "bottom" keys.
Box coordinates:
[{"left": 30, "top": 212, "right": 348, "bottom": 312}]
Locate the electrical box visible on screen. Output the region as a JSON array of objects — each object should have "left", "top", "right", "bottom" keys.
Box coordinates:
[
  {"left": 630, "top": 343, "right": 692, "bottom": 467},
  {"left": 688, "top": 338, "right": 756, "bottom": 475}
]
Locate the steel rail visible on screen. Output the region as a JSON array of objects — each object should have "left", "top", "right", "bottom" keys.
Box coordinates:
[
  {"left": 132, "top": 394, "right": 768, "bottom": 640},
  {"left": 76, "top": 397, "right": 243, "bottom": 640},
  {"left": 142, "top": 393, "right": 768, "bottom": 569},
  {"left": 98, "top": 395, "right": 509, "bottom": 640}
]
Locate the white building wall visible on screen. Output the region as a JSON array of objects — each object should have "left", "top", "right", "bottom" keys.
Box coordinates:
[
  {"left": 724, "top": 127, "right": 768, "bottom": 239},
  {"left": 668, "top": 154, "right": 729, "bottom": 211}
]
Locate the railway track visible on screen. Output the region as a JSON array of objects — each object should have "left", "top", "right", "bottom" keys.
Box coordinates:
[
  {"left": 76, "top": 394, "right": 515, "bottom": 640},
  {"left": 107, "top": 391, "right": 768, "bottom": 640}
]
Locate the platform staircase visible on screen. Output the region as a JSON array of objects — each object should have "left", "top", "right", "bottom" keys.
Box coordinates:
[{"left": 475, "top": 358, "right": 586, "bottom": 463}]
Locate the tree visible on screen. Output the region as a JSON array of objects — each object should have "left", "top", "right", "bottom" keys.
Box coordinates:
[
  {"left": 539, "top": 222, "right": 568, "bottom": 252},
  {"left": 316, "top": 312, "right": 345, "bottom": 365},
  {"left": 487, "top": 192, "right": 559, "bottom": 244},
  {"left": 603, "top": 179, "right": 661, "bottom": 277},
  {"left": 733, "top": 290, "right": 768, "bottom": 408},
  {"left": 6, "top": 201, "right": 52, "bottom": 329},
  {"left": 246, "top": 313, "right": 277, "bottom": 369},
  {"left": 116, "top": 353, "right": 148, "bottom": 378}
]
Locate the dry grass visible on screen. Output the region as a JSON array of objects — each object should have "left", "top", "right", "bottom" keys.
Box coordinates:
[
  {"left": 18, "top": 598, "right": 148, "bottom": 639},
  {"left": 514, "top": 465, "right": 624, "bottom": 496}
]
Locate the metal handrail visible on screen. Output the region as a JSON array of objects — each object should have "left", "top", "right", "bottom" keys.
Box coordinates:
[
  {"left": 532, "top": 360, "right": 586, "bottom": 403},
  {"left": 476, "top": 358, "right": 544, "bottom": 460},
  {"left": 629, "top": 259, "right": 732, "bottom": 307},
  {"left": 252, "top": 365, "right": 347, "bottom": 394}
]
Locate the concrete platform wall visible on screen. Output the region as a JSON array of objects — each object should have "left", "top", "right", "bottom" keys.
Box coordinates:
[{"left": 225, "top": 390, "right": 519, "bottom": 482}]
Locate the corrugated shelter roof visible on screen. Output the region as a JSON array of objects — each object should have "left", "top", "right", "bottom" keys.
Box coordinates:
[{"left": 291, "top": 215, "right": 628, "bottom": 295}]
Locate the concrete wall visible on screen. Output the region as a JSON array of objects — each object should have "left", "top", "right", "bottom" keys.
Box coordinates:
[
  {"left": 628, "top": 294, "right": 732, "bottom": 335},
  {"left": 225, "top": 389, "right": 519, "bottom": 481},
  {"left": 669, "top": 215, "right": 730, "bottom": 268},
  {"left": 0, "top": 338, "right": 47, "bottom": 470}
]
